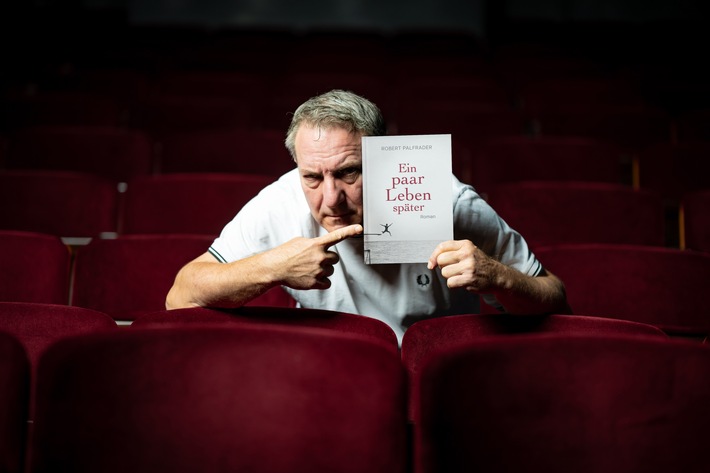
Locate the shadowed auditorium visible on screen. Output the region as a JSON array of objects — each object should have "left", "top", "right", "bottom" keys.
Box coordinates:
[{"left": 1, "top": 1, "right": 710, "bottom": 472}]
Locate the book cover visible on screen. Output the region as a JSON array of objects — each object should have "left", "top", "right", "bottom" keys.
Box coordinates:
[{"left": 361, "top": 134, "right": 453, "bottom": 264}]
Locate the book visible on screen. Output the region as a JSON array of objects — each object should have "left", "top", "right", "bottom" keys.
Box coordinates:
[{"left": 361, "top": 134, "right": 453, "bottom": 264}]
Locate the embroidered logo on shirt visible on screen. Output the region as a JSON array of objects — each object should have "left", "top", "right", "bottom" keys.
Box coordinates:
[{"left": 416, "top": 273, "right": 431, "bottom": 290}]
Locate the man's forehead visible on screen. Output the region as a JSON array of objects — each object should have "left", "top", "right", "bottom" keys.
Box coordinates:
[{"left": 295, "top": 124, "right": 361, "bottom": 145}]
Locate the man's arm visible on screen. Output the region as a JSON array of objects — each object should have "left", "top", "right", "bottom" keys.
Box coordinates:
[
  {"left": 428, "top": 240, "right": 572, "bottom": 315},
  {"left": 166, "top": 224, "right": 363, "bottom": 310}
]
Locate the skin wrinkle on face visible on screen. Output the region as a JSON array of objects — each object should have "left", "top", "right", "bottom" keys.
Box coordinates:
[{"left": 294, "top": 123, "right": 364, "bottom": 233}]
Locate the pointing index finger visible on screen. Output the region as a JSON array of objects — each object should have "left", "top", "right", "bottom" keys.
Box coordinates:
[{"left": 316, "top": 224, "right": 363, "bottom": 249}]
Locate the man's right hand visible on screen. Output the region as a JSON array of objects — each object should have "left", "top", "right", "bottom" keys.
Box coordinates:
[{"left": 270, "top": 224, "right": 363, "bottom": 290}]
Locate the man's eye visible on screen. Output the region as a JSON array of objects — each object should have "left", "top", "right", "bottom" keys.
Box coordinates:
[{"left": 339, "top": 168, "right": 361, "bottom": 180}]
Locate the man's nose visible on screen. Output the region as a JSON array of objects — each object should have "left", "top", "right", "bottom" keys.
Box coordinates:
[{"left": 323, "top": 177, "right": 345, "bottom": 207}]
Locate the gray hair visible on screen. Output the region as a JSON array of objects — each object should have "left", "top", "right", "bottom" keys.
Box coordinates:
[{"left": 284, "top": 89, "right": 386, "bottom": 160}]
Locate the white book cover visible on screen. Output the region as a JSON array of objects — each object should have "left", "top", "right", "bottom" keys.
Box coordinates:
[{"left": 361, "top": 134, "right": 453, "bottom": 264}]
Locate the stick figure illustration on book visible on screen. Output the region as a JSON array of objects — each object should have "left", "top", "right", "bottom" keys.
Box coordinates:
[{"left": 380, "top": 223, "right": 393, "bottom": 236}]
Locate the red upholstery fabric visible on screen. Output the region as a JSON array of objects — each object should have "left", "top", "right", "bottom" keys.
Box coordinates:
[
  {"left": 486, "top": 181, "right": 665, "bottom": 249},
  {"left": 0, "top": 171, "right": 119, "bottom": 238},
  {"left": 0, "top": 302, "right": 116, "bottom": 373},
  {"left": 131, "top": 306, "right": 397, "bottom": 347},
  {"left": 71, "top": 234, "right": 214, "bottom": 320},
  {"left": 393, "top": 75, "right": 512, "bottom": 110},
  {"left": 0, "top": 231, "right": 71, "bottom": 304},
  {"left": 7, "top": 126, "right": 154, "bottom": 182},
  {"left": 156, "top": 128, "right": 295, "bottom": 176},
  {"left": 416, "top": 335, "right": 710, "bottom": 473},
  {"left": 529, "top": 104, "right": 671, "bottom": 152},
  {"left": 473, "top": 135, "right": 628, "bottom": 193},
  {"left": 31, "top": 326, "right": 407, "bottom": 473},
  {"left": 0, "top": 302, "right": 116, "bottom": 426},
  {"left": 683, "top": 189, "right": 710, "bottom": 252},
  {"left": 129, "top": 95, "right": 254, "bottom": 136},
  {"left": 393, "top": 101, "right": 527, "bottom": 149},
  {"left": 120, "top": 173, "right": 274, "bottom": 235},
  {"left": 0, "top": 332, "right": 29, "bottom": 473},
  {"left": 535, "top": 244, "right": 710, "bottom": 336},
  {"left": 637, "top": 141, "right": 710, "bottom": 202},
  {"left": 519, "top": 77, "right": 647, "bottom": 114},
  {"left": 401, "top": 314, "right": 667, "bottom": 422}
]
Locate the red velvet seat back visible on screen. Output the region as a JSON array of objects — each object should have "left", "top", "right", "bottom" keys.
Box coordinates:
[
  {"left": 473, "top": 135, "right": 628, "bottom": 193},
  {"left": 529, "top": 104, "right": 671, "bottom": 152},
  {"left": 120, "top": 173, "right": 274, "bottom": 235},
  {"left": 71, "top": 235, "right": 213, "bottom": 320},
  {"left": 132, "top": 306, "right": 397, "bottom": 347},
  {"left": 0, "top": 231, "right": 71, "bottom": 305},
  {"left": 683, "top": 189, "right": 710, "bottom": 252},
  {"left": 0, "top": 332, "right": 29, "bottom": 473},
  {"left": 31, "top": 326, "right": 407, "bottom": 473},
  {"left": 71, "top": 234, "right": 294, "bottom": 320},
  {"left": 535, "top": 244, "right": 710, "bottom": 335},
  {"left": 401, "top": 314, "right": 667, "bottom": 422},
  {"left": 6, "top": 126, "right": 154, "bottom": 182},
  {"left": 638, "top": 141, "right": 710, "bottom": 202},
  {"left": 156, "top": 128, "right": 295, "bottom": 176},
  {"left": 416, "top": 335, "right": 710, "bottom": 473},
  {"left": 0, "top": 171, "right": 119, "bottom": 238},
  {"left": 487, "top": 181, "right": 665, "bottom": 249},
  {"left": 0, "top": 302, "right": 116, "bottom": 373}
]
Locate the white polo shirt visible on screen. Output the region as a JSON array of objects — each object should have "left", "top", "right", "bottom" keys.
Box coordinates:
[{"left": 209, "top": 169, "right": 541, "bottom": 343}]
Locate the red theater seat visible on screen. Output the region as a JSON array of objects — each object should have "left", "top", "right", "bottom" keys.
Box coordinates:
[
  {"left": 70, "top": 234, "right": 295, "bottom": 320},
  {"left": 0, "top": 332, "right": 29, "bottom": 473},
  {"left": 531, "top": 104, "right": 671, "bottom": 152},
  {"left": 120, "top": 173, "right": 274, "bottom": 235},
  {"left": 472, "top": 135, "right": 629, "bottom": 193},
  {"left": 156, "top": 128, "right": 294, "bottom": 176},
  {"left": 0, "top": 171, "right": 119, "bottom": 239},
  {"left": 534, "top": 244, "right": 710, "bottom": 337},
  {"left": 0, "top": 231, "right": 71, "bottom": 305},
  {"left": 0, "top": 302, "right": 117, "bottom": 426},
  {"left": 416, "top": 335, "right": 710, "bottom": 473},
  {"left": 637, "top": 141, "right": 710, "bottom": 203},
  {"left": 401, "top": 314, "right": 666, "bottom": 423},
  {"left": 70, "top": 235, "right": 214, "bottom": 320},
  {"left": 0, "top": 302, "right": 116, "bottom": 373},
  {"left": 486, "top": 181, "right": 665, "bottom": 249},
  {"left": 682, "top": 189, "right": 710, "bottom": 252},
  {"left": 132, "top": 306, "right": 396, "bottom": 347},
  {"left": 6, "top": 126, "right": 154, "bottom": 182},
  {"left": 129, "top": 95, "right": 254, "bottom": 136},
  {"left": 31, "top": 326, "right": 407, "bottom": 473}
]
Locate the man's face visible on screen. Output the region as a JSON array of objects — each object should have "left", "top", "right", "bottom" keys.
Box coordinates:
[{"left": 294, "top": 124, "right": 363, "bottom": 232}]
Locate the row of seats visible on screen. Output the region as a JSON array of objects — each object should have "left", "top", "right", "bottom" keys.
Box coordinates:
[
  {"left": 0, "top": 304, "right": 708, "bottom": 473},
  {"left": 2, "top": 230, "right": 709, "bottom": 338},
  {"left": 0, "top": 231, "right": 295, "bottom": 320},
  {"left": 0, "top": 90, "right": 701, "bottom": 153},
  {"left": 1, "top": 172, "right": 708, "bottom": 250},
  {"left": 1, "top": 125, "right": 708, "bottom": 198},
  {"left": 0, "top": 126, "right": 294, "bottom": 180}
]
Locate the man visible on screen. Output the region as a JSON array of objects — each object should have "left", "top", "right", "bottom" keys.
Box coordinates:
[{"left": 166, "top": 89, "right": 570, "bottom": 342}]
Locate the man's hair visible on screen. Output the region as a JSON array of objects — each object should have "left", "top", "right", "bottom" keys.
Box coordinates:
[{"left": 285, "top": 89, "right": 386, "bottom": 161}]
